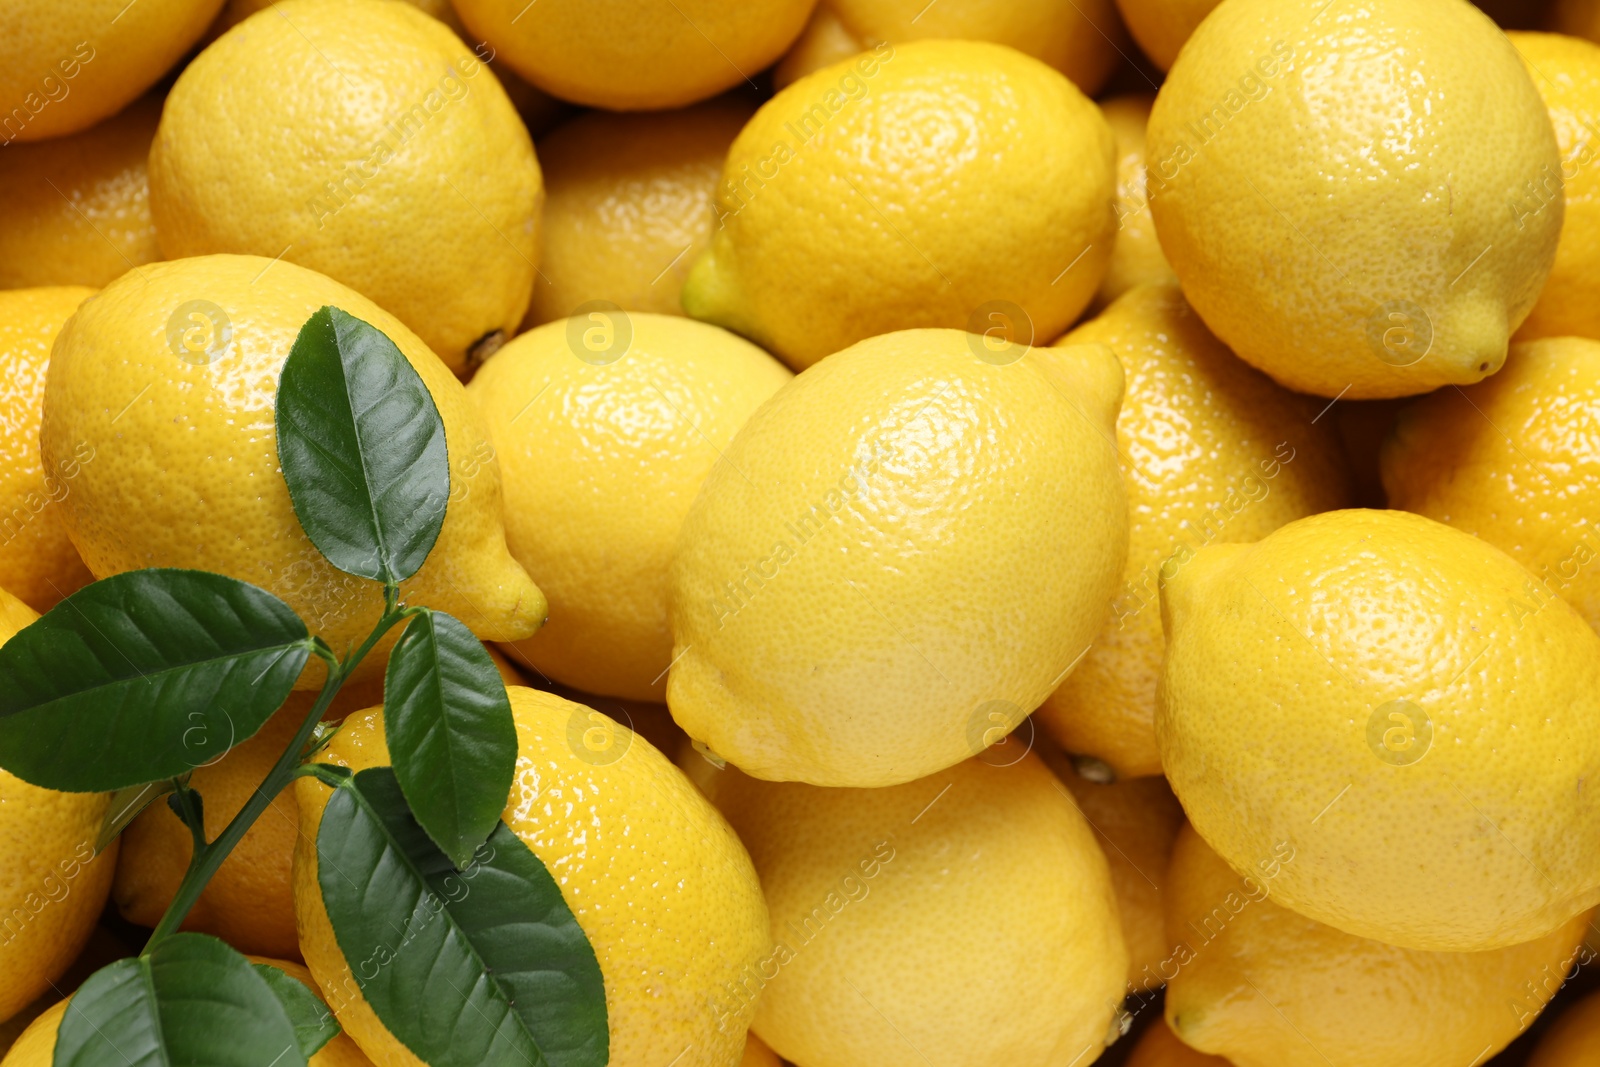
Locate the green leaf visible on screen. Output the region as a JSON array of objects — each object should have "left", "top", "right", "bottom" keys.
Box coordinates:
[
  {"left": 384, "top": 609, "right": 516, "bottom": 868},
  {"left": 252, "top": 963, "right": 341, "bottom": 1058},
  {"left": 276, "top": 305, "right": 449, "bottom": 584},
  {"left": 0, "top": 570, "right": 310, "bottom": 792},
  {"left": 96, "top": 779, "right": 180, "bottom": 854},
  {"left": 53, "top": 933, "right": 306, "bottom": 1067},
  {"left": 317, "top": 767, "right": 607, "bottom": 1067}
]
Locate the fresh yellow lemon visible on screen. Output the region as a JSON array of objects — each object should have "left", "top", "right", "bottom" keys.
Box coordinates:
[
  {"left": 1, "top": 964, "right": 376, "bottom": 1067},
  {"left": 1093, "top": 95, "right": 1177, "bottom": 313},
  {"left": 682, "top": 40, "right": 1117, "bottom": 370},
  {"left": 0, "top": 588, "right": 118, "bottom": 1025},
  {"left": 0, "top": 0, "right": 220, "bottom": 143},
  {"left": 739, "top": 1034, "right": 781, "bottom": 1067},
  {"left": 112, "top": 682, "right": 382, "bottom": 960},
  {"left": 149, "top": 0, "right": 542, "bottom": 376},
  {"left": 452, "top": 0, "right": 815, "bottom": 110},
  {"left": 1147, "top": 0, "right": 1561, "bottom": 398},
  {"left": 39, "top": 255, "right": 545, "bottom": 689},
  {"left": 1530, "top": 989, "right": 1600, "bottom": 1066},
  {"left": 771, "top": 0, "right": 1125, "bottom": 95},
  {"left": 0, "top": 288, "right": 96, "bottom": 612},
  {"left": 470, "top": 313, "right": 791, "bottom": 701},
  {"left": 1162, "top": 823, "right": 1591, "bottom": 1067},
  {"left": 1036, "top": 285, "right": 1349, "bottom": 779},
  {"left": 527, "top": 98, "right": 758, "bottom": 327},
  {"left": 1382, "top": 336, "right": 1600, "bottom": 632},
  {"left": 1044, "top": 743, "right": 1185, "bottom": 992},
  {"left": 1158, "top": 509, "right": 1600, "bottom": 951},
  {"left": 1126, "top": 1020, "right": 1233, "bottom": 1067},
  {"left": 1510, "top": 32, "right": 1600, "bottom": 340},
  {"left": 294, "top": 687, "right": 770, "bottom": 1067},
  {"left": 0, "top": 95, "right": 160, "bottom": 290},
  {"left": 682, "top": 747, "right": 1128, "bottom": 1067},
  {"left": 1114, "top": 0, "right": 1220, "bottom": 70},
  {"left": 667, "top": 330, "right": 1128, "bottom": 787}
]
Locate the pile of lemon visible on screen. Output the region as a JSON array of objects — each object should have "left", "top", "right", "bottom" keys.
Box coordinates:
[{"left": 8, "top": 0, "right": 1600, "bottom": 1064}]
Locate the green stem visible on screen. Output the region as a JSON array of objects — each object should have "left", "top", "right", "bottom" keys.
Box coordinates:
[
  {"left": 142, "top": 593, "right": 409, "bottom": 955},
  {"left": 169, "top": 780, "right": 207, "bottom": 856}
]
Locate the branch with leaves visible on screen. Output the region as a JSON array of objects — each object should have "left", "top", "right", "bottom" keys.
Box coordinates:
[{"left": 0, "top": 307, "right": 606, "bottom": 1067}]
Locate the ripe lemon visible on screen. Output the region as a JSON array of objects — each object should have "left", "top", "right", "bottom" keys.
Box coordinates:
[
  {"left": 112, "top": 682, "right": 383, "bottom": 960},
  {"left": 667, "top": 330, "right": 1127, "bottom": 787},
  {"left": 1044, "top": 745, "right": 1185, "bottom": 992},
  {"left": 1147, "top": 0, "right": 1560, "bottom": 398},
  {"left": 39, "top": 255, "right": 545, "bottom": 688},
  {"left": 293, "top": 687, "right": 770, "bottom": 1067},
  {"left": 0, "top": 288, "right": 96, "bottom": 612},
  {"left": 0, "top": 0, "right": 219, "bottom": 143},
  {"left": 771, "top": 0, "right": 1124, "bottom": 95},
  {"left": 1036, "top": 285, "right": 1349, "bottom": 778},
  {"left": 1114, "top": 0, "right": 1220, "bottom": 70},
  {"left": 0, "top": 95, "right": 160, "bottom": 290},
  {"left": 1093, "top": 95, "right": 1177, "bottom": 312},
  {"left": 1126, "top": 1020, "right": 1232, "bottom": 1067},
  {"left": 1510, "top": 32, "right": 1600, "bottom": 341},
  {"left": 682, "top": 748, "right": 1128, "bottom": 1067},
  {"left": 1530, "top": 989, "right": 1600, "bottom": 1066},
  {"left": 0, "top": 587, "right": 118, "bottom": 1024},
  {"left": 451, "top": 0, "right": 814, "bottom": 110},
  {"left": 682, "top": 40, "right": 1117, "bottom": 370},
  {"left": 470, "top": 313, "right": 791, "bottom": 701},
  {"left": 1158, "top": 509, "right": 1600, "bottom": 951},
  {"left": 1162, "top": 823, "right": 1591, "bottom": 1067},
  {"left": 527, "top": 98, "right": 757, "bottom": 327},
  {"left": 149, "top": 0, "right": 542, "bottom": 376},
  {"left": 0, "top": 962, "right": 375, "bottom": 1067},
  {"left": 740, "top": 1035, "right": 781, "bottom": 1067},
  {"left": 1382, "top": 336, "right": 1600, "bottom": 632}
]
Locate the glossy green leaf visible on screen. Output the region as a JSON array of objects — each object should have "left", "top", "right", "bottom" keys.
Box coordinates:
[
  {"left": 54, "top": 933, "right": 306, "bottom": 1067},
  {"left": 384, "top": 608, "right": 516, "bottom": 868},
  {"left": 317, "top": 767, "right": 607, "bottom": 1067},
  {"left": 253, "top": 963, "right": 341, "bottom": 1058},
  {"left": 0, "top": 570, "right": 310, "bottom": 792},
  {"left": 96, "top": 779, "right": 180, "bottom": 854},
  {"left": 275, "top": 305, "right": 449, "bottom": 584}
]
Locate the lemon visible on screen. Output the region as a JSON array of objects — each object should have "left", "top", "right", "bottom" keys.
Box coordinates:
[
  {"left": 1114, "top": 0, "right": 1220, "bottom": 70},
  {"left": 452, "top": 0, "right": 814, "bottom": 110},
  {"left": 1162, "top": 823, "right": 1591, "bottom": 1067},
  {"left": 1126, "top": 1020, "right": 1232, "bottom": 1067},
  {"left": 0, "top": 288, "right": 96, "bottom": 612},
  {"left": 0, "top": 587, "right": 118, "bottom": 1025},
  {"left": 1383, "top": 336, "right": 1600, "bottom": 632},
  {"left": 526, "top": 98, "right": 757, "bottom": 327},
  {"left": 740, "top": 1035, "right": 781, "bottom": 1067},
  {"left": 1146, "top": 0, "right": 1561, "bottom": 398},
  {"left": 470, "top": 313, "right": 791, "bottom": 701},
  {"left": 770, "top": 0, "right": 1124, "bottom": 95},
  {"left": 1044, "top": 743, "right": 1185, "bottom": 991},
  {"left": 112, "top": 682, "right": 381, "bottom": 960},
  {"left": 667, "top": 330, "right": 1127, "bottom": 787},
  {"left": 0, "top": 95, "right": 160, "bottom": 290},
  {"left": 1530, "top": 990, "right": 1600, "bottom": 1066},
  {"left": 682, "top": 40, "right": 1117, "bottom": 370},
  {"left": 39, "top": 254, "right": 544, "bottom": 688},
  {"left": 1509, "top": 32, "right": 1600, "bottom": 341},
  {"left": 0, "top": 963, "right": 375, "bottom": 1067},
  {"left": 1093, "top": 96, "right": 1177, "bottom": 313},
  {"left": 682, "top": 747, "right": 1128, "bottom": 1067},
  {"left": 0, "top": 0, "right": 219, "bottom": 143},
  {"left": 1158, "top": 508, "right": 1600, "bottom": 951},
  {"left": 294, "top": 687, "right": 770, "bottom": 1067},
  {"left": 1036, "top": 285, "right": 1349, "bottom": 778},
  {"left": 149, "top": 0, "right": 542, "bottom": 376}
]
